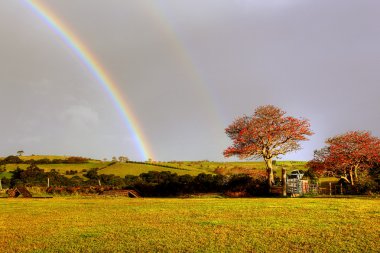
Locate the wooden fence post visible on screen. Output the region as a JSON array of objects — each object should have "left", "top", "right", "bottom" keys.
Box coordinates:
[
  {"left": 329, "top": 182, "right": 332, "bottom": 196},
  {"left": 47, "top": 177, "right": 50, "bottom": 188},
  {"left": 282, "top": 167, "right": 287, "bottom": 197},
  {"left": 340, "top": 183, "right": 343, "bottom": 195}
]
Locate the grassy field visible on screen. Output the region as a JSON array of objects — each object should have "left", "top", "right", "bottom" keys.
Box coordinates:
[{"left": 0, "top": 197, "right": 379, "bottom": 252}]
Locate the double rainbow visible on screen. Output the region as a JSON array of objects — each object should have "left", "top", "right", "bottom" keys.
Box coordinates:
[{"left": 25, "top": 0, "right": 153, "bottom": 160}]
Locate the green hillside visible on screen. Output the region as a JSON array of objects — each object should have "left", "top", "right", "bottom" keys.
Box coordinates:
[
  {"left": 163, "top": 160, "right": 307, "bottom": 175},
  {"left": 0, "top": 155, "right": 308, "bottom": 179},
  {"left": 99, "top": 162, "right": 212, "bottom": 176}
]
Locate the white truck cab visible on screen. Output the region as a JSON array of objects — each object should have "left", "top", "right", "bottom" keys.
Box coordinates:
[{"left": 288, "top": 170, "right": 304, "bottom": 180}]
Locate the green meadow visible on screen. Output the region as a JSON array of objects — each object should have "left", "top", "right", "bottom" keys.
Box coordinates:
[{"left": 0, "top": 197, "right": 379, "bottom": 252}]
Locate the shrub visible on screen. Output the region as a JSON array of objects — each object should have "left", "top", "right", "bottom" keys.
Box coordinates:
[
  {"left": 64, "top": 157, "right": 89, "bottom": 164},
  {"left": 0, "top": 177, "right": 10, "bottom": 188},
  {"left": 84, "top": 168, "right": 99, "bottom": 180},
  {"left": 1, "top": 156, "right": 22, "bottom": 164},
  {"left": 10, "top": 165, "right": 47, "bottom": 187}
]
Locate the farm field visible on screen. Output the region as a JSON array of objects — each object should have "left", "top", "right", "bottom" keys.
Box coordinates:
[{"left": 0, "top": 197, "right": 379, "bottom": 252}]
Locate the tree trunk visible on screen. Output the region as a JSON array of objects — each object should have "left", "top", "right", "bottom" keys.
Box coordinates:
[
  {"left": 265, "top": 158, "right": 274, "bottom": 189},
  {"left": 354, "top": 165, "right": 359, "bottom": 184},
  {"left": 349, "top": 168, "right": 354, "bottom": 186}
]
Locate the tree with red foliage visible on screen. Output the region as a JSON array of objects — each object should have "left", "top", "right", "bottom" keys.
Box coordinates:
[
  {"left": 309, "top": 131, "right": 380, "bottom": 185},
  {"left": 224, "top": 105, "right": 313, "bottom": 189}
]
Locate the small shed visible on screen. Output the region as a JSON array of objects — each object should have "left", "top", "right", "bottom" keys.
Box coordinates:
[{"left": 7, "top": 187, "right": 32, "bottom": 198}]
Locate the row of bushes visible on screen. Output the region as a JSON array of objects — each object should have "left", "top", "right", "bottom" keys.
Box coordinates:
[
  {"left": 0, "top": 156, "right": 89, "bottom": 165},
  {"left": 128, "top": 171, "right": 268, "bottom": 197},
  {"left": 3, "top": 165, "right": 268, "bottom": 196}
]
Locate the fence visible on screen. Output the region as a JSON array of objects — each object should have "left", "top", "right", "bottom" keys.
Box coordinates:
[{"left": 286, "top": 178, "right": 358, "bottom": 196}]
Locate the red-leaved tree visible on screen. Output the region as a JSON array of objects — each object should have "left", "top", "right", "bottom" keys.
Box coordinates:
[
  {"left": 308, "top": 131, "right": 380, "bottom": 185},
  {"left": 224, "top": 105, "right": 313, "bottom": 189}
]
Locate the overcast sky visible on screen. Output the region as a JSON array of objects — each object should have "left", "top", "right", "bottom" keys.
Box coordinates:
[{"left": 0, "top": 0, "right": 379, "bottom": 161}]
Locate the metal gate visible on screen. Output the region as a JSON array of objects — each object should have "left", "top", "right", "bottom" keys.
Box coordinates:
[{"left": 287, "top": 179, "right": 318, "bottom": 195}]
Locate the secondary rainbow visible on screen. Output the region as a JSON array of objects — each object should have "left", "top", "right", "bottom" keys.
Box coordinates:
[
  {"left": 24, "top": 0, "right": 153, "bottom": 160},
  {"left": 140, "top": 1, "right": 226, "bottom": 127}
]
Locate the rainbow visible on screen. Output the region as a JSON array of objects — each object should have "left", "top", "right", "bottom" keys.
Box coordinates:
[{"left": 24, "top": 0, "right": 153, "bottom": 160}]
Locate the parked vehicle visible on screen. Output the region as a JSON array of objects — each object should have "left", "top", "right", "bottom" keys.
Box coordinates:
[{"left": 288, "top": 170, "right": 304, "bottom": 180}]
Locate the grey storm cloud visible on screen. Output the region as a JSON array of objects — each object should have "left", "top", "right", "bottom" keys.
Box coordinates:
[{"left": 0, "top": 0, "right": 379, "bottom": 161}]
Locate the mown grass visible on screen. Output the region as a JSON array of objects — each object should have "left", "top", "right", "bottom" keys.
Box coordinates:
[{"left": 0, "top": 197, "right": 379, "bottom": 252}]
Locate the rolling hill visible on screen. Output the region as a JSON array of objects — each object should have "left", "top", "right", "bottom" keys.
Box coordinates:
[{"left": 0, "top": 155, "right": 308, "bottom": 179}]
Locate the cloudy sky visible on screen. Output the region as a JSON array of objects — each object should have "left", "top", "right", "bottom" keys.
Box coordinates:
[{"left": 0, "top": 0, "right": 379, "bottom": 161}]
